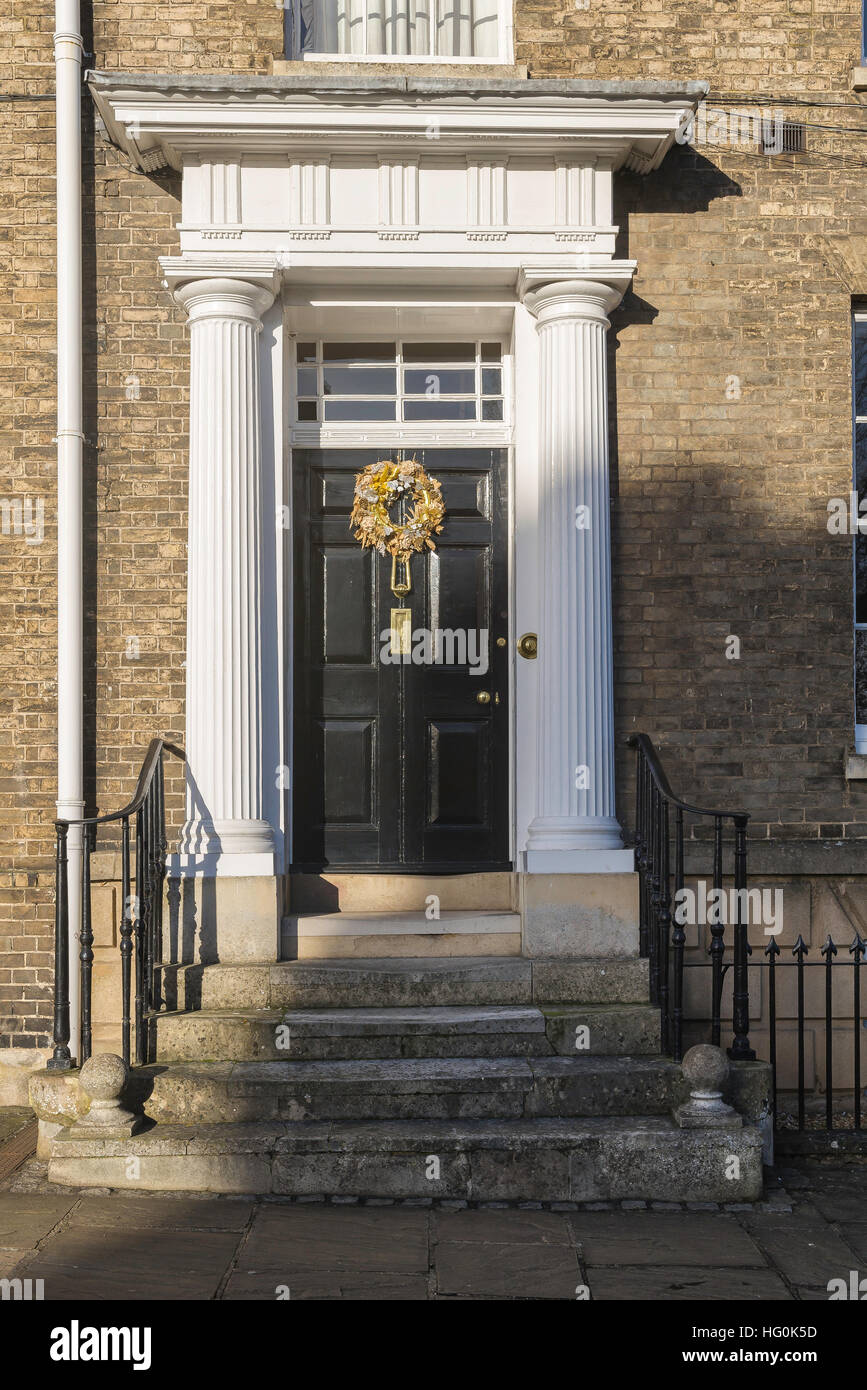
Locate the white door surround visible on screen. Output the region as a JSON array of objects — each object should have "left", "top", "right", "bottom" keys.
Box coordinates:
[{"left": 90, "top": 73, "right": 704, "bottom": 880}]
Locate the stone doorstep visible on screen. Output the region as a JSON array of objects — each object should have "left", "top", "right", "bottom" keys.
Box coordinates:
[
  {"left": 290, "top": 910, "right": 522, "bottom": 937},
  {"left": 150, "top": 1000, "right": 662, "bottom": 1062},
  {"left": 140, "top": 1055, "right": 692, "bottom": 1125},
  {"left": 187, "top": 955, "right": 652, "bottom": 1011},
  {"left": 47, "top": 1117, "right": 765, "bottom": 1203},
  {"left": 135, "top": 1055, "right": 683, "bottom": 1124},
  {"left": 288, "top": 871, "right": 516, "bottom": 914},
  {"left": 31, "top": 1054, "right": 771, "bottom": 1130}
]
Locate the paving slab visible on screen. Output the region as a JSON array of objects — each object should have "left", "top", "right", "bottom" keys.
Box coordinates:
[
  {"left": 67, "top": 1194, "right": 255, "bottom": 1232},
  {"left": 224, "top": 1270, "right": 429, "bottom": 1300},
  {"left": 0, "top": 1252, "right": 23, "bottom": 1277},
  {"left": 0, "top": 1193, "right": 79, "bottom": 1251},
  {"left": 20, "top": 1226, "right": 241, "bottom": 1301},
  {"left": 433, "top": 1207, "right": 572, "bottom": 1246},
  {"left": 586, "top": 1265, "right": 792, "bottom": 1300},
  {"left": 801, "top": 1189, "right": 867, "bottom": 1224},
  {"left": 567, "top": 1212, "right": 765, "bottom": 1267},
  {"left": 834, "top": 1221, "right": 867, "bottom": 1263},
  {"left": 246, "top": 1203, "right": 429, "bottom": 1273},
  {"left": 740, "top": 1216, "right": 864, "bottom": 1286},
  {"left": 435, "top": 1239, "right": 582, "bottom": 1298}
]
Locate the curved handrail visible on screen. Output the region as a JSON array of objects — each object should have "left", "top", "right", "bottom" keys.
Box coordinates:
[
  {"left": 55, "top": 738, "right": 186, "bottom": 830},
  {"left": 628, "top": 733, "right": 750, "bottom": 825},
  {"left": 49, "top": 737, "right": 186, "bottom": 1074},
  {"left": 630, "top": 731, "right": 754, "bottom": 1064}
]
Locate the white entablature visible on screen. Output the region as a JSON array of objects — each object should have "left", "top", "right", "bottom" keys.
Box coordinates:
[{"left": 88, "top": 74, "right": 705, "bottom": 269}]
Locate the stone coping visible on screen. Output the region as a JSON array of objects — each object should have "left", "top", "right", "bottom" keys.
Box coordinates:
[{"left": 86, "top": 69, "right": 708, "bottom": 102}]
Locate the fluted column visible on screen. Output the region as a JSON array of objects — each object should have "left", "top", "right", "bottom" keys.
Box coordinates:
[
  {"left": 174, "top": 276, "right": 276, "bottom": 868},
  {"left": 523, "top": 277, "right": 628, "bottom": 865}
]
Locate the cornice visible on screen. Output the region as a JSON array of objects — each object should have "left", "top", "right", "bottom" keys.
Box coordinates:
[{"left": 87, "top": 70, "right": 705, "bottom": 175}]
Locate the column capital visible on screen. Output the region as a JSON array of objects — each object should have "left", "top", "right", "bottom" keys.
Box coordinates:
[
  {"left": 171, "top": 276, "right": 276, "bottom": 328},
  {"left": 518, "top": 260, "right": 636, "bottom": 326},
  {"left": 160, "top": 254, "right": 282, "bottom": 322}
]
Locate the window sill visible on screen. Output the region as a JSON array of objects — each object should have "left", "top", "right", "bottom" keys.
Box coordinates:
[
  {"left": 845, "top": 751, "right": 867, "bottom": 779},
  {"left": 852, "top": 66, "right": 867, "bottom": 90},
  {"left": 273, "top": 58, "right": 528, "bottom": 80}
]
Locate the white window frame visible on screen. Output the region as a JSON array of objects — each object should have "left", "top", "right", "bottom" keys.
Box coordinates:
[
  {"left": 284, "top": 0, "right": 514, "bottom": 65},
  {"left": 290, "top": 336, "right": 512, "bottom": 446},
  {"left": 853, "top": 311, "right": 867, "bottom": 752}
]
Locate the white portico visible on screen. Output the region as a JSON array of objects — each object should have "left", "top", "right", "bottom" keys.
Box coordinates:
[{"left": 89, "top": 73, "right": 702, "bottom": 954}]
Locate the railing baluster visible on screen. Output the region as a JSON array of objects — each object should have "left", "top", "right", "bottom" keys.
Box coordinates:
[
  {"left": 766, "top": 937, "right": 779, "bottom": 1128},
  {"left": 728, "top": 813, "right": 754, "bottom": 1061},
  {"left": 658, "top": 799, "right": 671, "bottom": 1056},
  {"left": 648, "top": 783, "right": 661, "bottom": 1007},
  {"left": 135, "top": 805, "right": 145, "bottom": 1066},
  {"left": 155, "top": 751, "right": 166, "bottom": 1014},
  {"left": 822, "top": 935, "right": 837, "bottom": 1132},
  {"left": 793, "top": 935, "right": 808, "bottom": 1131},
  {"left": 47, "top": 822, "right": 72, "bottom": 1071},
  {"left": 709, "top": 815, "right": 725, "bottom": 1048},
  {"left": 120, "top": 815, "right": 133, "bottom": 1066},
  {"left": 79, "top": 823, "right": 95, "bottom": 1066},
  {"left": 635, "top": 748, "right": 647, "bottom": 957},
  {"left": 145, "top": 772, "right": 158, "bottom": 1059},
  {"left": 671, "top": 805, "right": 685, "bottom": 1062},
  {"left": 852, "top": 934, "right": 864, "bottom": 1132}
]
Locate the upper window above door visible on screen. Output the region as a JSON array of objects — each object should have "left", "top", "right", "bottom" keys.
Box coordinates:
[
  {"left": 294, "top": 340, "right": 506, "bottom": 423},
  {"left": 284, "top": 1, "right": 512, "bottom": 63}
]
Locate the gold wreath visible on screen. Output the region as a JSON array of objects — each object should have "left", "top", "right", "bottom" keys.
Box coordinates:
[{"left": 350, "top": 457, "right": 445, "bottom": 559}]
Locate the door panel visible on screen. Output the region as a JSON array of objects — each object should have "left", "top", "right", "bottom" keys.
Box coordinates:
[{"left": 293, "top": 447, "right": 509, "bottom": 870}]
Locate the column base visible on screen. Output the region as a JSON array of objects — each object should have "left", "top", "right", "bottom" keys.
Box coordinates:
[
  {"left": 526, "top": 815, "right": 625, "bottom": 856},
  {"left": 168, "top": 851, "right": 279, "bottom": 879},
  {"left": 175, "top": 817, "right": 277, "bottom": 877},
  {"left": 524, "top": 848, "right": 636, "bottom": 874}
]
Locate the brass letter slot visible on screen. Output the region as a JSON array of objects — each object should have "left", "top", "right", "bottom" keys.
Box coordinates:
[{"left": 390, "top": 608, "right": 413, "bottom": 656}]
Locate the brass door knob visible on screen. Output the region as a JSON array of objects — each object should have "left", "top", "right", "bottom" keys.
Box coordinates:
[
  {"left": 476, "top": 690, "right": 491, "bottom": 705},
  {"left": 517, "top": 633, "right": 538, "bottom": 660}
]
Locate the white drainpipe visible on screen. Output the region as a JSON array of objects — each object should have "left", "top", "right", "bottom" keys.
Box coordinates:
[{"left": 54, "top": 0, "right": 84, "bottom": 1062}]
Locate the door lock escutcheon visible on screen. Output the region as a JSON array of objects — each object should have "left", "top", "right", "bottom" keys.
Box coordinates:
[{"left": 517, "top": 633, "right": 538, "bottom": 660}]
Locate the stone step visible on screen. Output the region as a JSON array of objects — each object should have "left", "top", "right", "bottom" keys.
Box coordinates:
[
  {"left": 285, "top": 910, "right": 522, "bottom": 959},
  {"left": 289, "top": 871, "right": 515, "bottom": 914},
  {"left": 47, "top": 1115, "right": 764, "bottom": 1203},
  {"left": 151, "top": 1002, "right": 661, "bottom": 1063},
  {"left": 155, "top": 956, "right": 651, "bottom": 1013},
  {"left": 135, "top": 1055, "right": 691, "bottom": 1125}
]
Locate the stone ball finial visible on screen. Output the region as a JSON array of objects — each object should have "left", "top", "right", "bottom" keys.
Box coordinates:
[
  {"left": 72, "top": 1052, "right": 142, "bottom": 1140},
  {"left": 682, "top": 1043, "right": 729, "bottom": 1096},
  {"left": 79, "top": 1052, "right": 128, "bottom": 1103},
  {"left": 674, "top": 1043, "right": 741, "bottom": 1130}
]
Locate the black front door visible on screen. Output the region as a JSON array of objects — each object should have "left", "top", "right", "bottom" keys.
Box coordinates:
[{"left": 293, "top": 447, "right": 509, "bottom": 870}]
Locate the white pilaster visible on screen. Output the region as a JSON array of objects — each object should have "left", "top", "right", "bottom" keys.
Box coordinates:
[
  {"left": 522, "top": 274, "right": 634, "bottom": 872},
  {"left": 173, "top": 275, "right": 277, "bottom": 874}
]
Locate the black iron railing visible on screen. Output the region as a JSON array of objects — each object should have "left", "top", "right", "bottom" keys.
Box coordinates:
[
  {"left": 764, "top": 933, "right": 866, "bottom": 1133},
  {"left": 47, "top": 739, "right": 184, "bottom": 1072},
  {"left": 629, "top": 733, "right": 754, "bottom": 1064}
]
